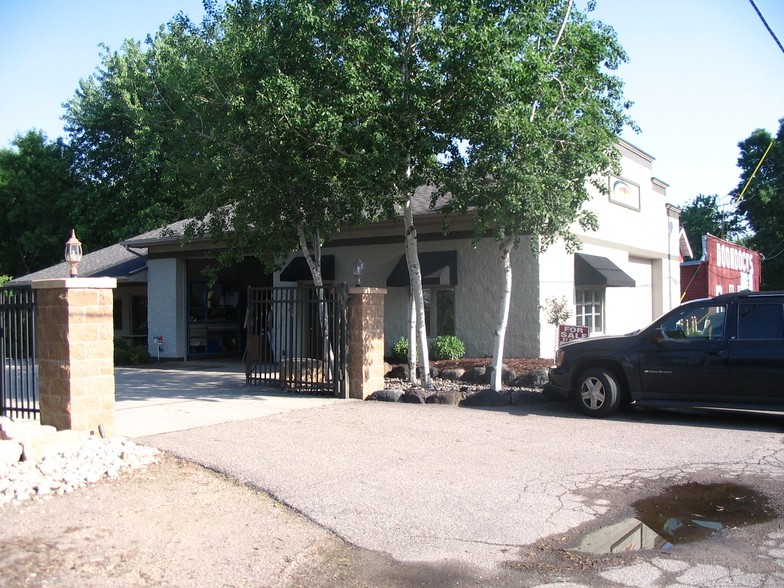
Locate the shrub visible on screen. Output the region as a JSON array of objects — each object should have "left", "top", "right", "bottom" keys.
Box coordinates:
[
  {"left": 430, "top": 335, "right": 466, "bottom": 360},
  {"left": 114, "top": 339, "right": 152, "bottom": 365},
  {"left": 391, "top": 337, "right": 410, "bottom": 363}
]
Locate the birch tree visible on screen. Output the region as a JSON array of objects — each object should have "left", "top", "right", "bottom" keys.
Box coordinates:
[{"left": 440, "top": 0, "right": 632, "bottom": 390}]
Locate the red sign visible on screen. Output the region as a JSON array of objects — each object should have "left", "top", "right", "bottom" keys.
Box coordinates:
[
  {"left": 705, "top": 235, "right": 761, "bottom": 297},
  {"left": 558, "top": 325, "right": 590, "bottom": 346}
]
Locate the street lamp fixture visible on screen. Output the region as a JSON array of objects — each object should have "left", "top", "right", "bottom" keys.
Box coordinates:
[
  {"left": 64, "top": 229, "right": 83, "bottom": 277},
  {"left": 352, "top": 258, "right": 364, "bottom": 287}
]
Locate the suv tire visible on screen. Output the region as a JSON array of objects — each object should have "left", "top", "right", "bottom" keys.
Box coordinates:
[{"left": 576, "top": 368, "right": 621, "bottom": 418}]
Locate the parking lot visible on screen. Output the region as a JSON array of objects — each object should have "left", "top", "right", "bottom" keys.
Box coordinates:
[{"left": 123, "top": 364, "right": 784, "bottom": 585}]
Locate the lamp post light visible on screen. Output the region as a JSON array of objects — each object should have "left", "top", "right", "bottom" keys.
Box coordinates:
[
  {"left": 352, "top": 258, "right": 364, "bottom": 287},
  {"left": 64, "top": 229, "right": 83, "bottom": 277}
]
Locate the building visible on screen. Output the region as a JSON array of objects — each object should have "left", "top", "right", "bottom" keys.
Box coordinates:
[
  {"left": 680, "top": 234, "right": 762, "bottom": 302},
  {"left": 8, "top": 139, "right": 681, "bottom": 362}
]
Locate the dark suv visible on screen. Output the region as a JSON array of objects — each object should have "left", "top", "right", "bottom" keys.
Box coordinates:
[{"left": 544, "top": 290, "right": 784, "bottom": 417}]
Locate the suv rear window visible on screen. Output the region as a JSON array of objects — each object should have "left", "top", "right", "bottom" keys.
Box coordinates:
[{"left": 737, "top": 303, "right": 784, "bottom": 339}]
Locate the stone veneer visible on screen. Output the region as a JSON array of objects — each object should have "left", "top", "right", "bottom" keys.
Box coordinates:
[
  {"left": 347, "top": 288, "right": 386, "bottom": 400},
  {"left": 32, "top": 278, "right": 117, "bottom": 436}
]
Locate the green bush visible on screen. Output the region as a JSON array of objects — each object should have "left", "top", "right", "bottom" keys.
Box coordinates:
[
  {"left": 114, "top": 339, "right": 152, "bottom": 365},
  {"left": 391, "top": 337, "right": 410, "bottom": 363},
  {"left": 430, "top": 335, "right": 466, "bottom": 360}
]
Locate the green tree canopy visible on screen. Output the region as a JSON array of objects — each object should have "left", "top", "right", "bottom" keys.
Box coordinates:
[
  {"left": 679, "top": 194, "right": 744, "bottom": 260},
  {"left": 62, "top": 0, "right": 632, "bottom": 384},
  {"left": 64, "top": 39, "right": 192, "bottom": 249},
  {"left": 0, "top": 131, "right": 81, "bottom": 277},
  {"left": 734, "top": 118, "right": 784, "bottom": 289}
]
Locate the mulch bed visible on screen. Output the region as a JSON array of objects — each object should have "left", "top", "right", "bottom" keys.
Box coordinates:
[{"left": 429, "top": 357, "right": 553, "bottom": 374}]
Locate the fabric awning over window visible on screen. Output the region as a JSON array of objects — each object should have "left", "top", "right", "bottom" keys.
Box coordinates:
[
  {"left": 386, "top": 251, "right": 458, "bottom": 287},
  {"left": 574, "top": 253, "right": 635, "bottom": 287},
  {"left": 280, "top": 255, "right": 335, "bottom": 282}
]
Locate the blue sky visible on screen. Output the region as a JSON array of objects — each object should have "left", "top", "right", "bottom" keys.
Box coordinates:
[{"left": 1, "top": 0, "right": 782, "bottom": 208}]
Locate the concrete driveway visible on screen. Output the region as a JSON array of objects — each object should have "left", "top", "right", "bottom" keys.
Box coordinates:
[
  {"left": 128, "top": 369, "right": 784, "bottom": 579},
  {"left": 114, "top": 361, "right": 347, "bottom": 437}
]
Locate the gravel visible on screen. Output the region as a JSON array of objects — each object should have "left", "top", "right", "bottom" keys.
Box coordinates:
[{"left": 0, "top": 436, "right": 159, "bottom": 506}]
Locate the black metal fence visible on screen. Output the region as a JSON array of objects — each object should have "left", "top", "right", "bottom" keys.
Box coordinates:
[
  {"left": 0, "top": 288, "right": 38, "bottom": 419},
  {"left": 245, "top": 284, "right": 348, "bottom": 397}
]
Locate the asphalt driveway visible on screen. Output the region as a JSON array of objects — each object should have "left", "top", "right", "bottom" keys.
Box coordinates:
[{"left": 132, "top": 380, "right": 784, "bottom": 572}]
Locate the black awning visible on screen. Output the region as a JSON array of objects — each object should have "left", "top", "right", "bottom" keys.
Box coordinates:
[
  {"left": 575, "top": 253, "right": 636, "bottom": 288},
  {"left": 280, "top": 255, "right": 335, "bottom": 282},
  {"left": 386, "top": 251, "right": 458, "bottom": 287}
]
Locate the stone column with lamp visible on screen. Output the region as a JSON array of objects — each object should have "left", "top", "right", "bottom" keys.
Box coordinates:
[
  {"left": 347, "top": 259, "right": 387, "bottom": 399},
  {"left": 32, "top": 231, "right": 118, "bottom": 436}
]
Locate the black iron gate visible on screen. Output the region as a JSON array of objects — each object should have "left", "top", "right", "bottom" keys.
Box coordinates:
[
  {"left": 245, "top": 284, "right": 348, "bottom": 397},
  {"left": 0, "top": 288, "right": 38, "bottom": 419}
]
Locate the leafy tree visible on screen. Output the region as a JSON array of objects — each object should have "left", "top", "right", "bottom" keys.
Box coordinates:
[
  {"left": 734, "top": 118, "right": 784, "bottom": 289},
  {"left": 63, "top": 1, "right": 632, "bottom": 389},
  {"left": 64, "top": 40, "right": 190, "bottom": 248},
  {"left": 679, "top": 194, "right": 744, "bottom": 260},
  {"left": 0, "top": 131, "right": 81, "bottom": 276},
  {"left": 438, "top": 0, "right": 632, "bottom": 389}
]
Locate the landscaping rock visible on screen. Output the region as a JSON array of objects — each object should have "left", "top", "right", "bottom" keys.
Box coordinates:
[
  {"left": 459, "top": 389, "right": 510, "bottom": 407},
  {"left": 401, "top": 389, "right": 427, "bottom": 404},
  {"left": 489, "top": 365, "right": 517, "bottom": 385},
  {"left": 509, "top": 389, "right": 549, "bottom": 406},
  {"left": 512, "top": 368, "right": 549, "bottom": 388},
  {"left": 439, "top": 368, "right": 465, "bottom": 381},
  {"left": 425, "top": 391, "right": 463, "bottom": 405},
  {"left": 386, "top": 365, "right": 409, "bottom": 380},
  {"left": 462, "top": 366, "right": 487, "bottom": 384},
  {"left": 21, "top": 429, "right": 90, "bottom": 462},
  {"left": 417, "top": 366, "right": 439, "bottom": 380},
  {"left": 463, "top": 364, "right": 516, "bottom": 385},
  {"left": 0, "top": 418, "right": 56, "bottom": 441},
  {"left": 0, "top": 441, "right": 23, "bottom": 467},
  {"left": 366, "top": 389, "right": 404, "bottom": 402}
]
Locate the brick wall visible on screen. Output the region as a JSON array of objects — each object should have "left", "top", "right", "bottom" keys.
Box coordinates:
[
  {"left": 347, "top": 288, "right": 386, "bottom": 399},
  {"left": 33, "top": 278, "right": 117, "bottom": 436}
]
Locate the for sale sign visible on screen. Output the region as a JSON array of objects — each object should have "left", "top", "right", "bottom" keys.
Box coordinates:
[{"left": 558, "top": 324, "right": 590, "bottom": 346}]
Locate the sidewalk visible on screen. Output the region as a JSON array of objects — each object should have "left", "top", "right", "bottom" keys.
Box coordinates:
[{"left": 114, "top": 361, "right": 348, "bottom": 438}]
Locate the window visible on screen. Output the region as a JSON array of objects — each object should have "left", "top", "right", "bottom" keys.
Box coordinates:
[
  {"left": 737, "top": 303, "right": 784, "bottom": 339},
  {"left": 422, "top": 288, "right": 455, "bottom": 336},
  {"left": 113, "top": 299, "right": 123, "bottom": 330},
  {"left": 659, "top": 304, "right": 726, "bottom": 340},
  {"left": 130, "top": 296, "right": 148, "bottom": 336},
  {"left": 575, "top": 288, "right": 603, "bottom": 333}
]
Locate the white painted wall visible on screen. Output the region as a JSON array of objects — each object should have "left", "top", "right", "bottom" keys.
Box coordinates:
[
  {"left": 537, "top": 142, "right": 680, "bottom": 357},
  {"left": 313, "top": 236, "right": 540, "bottom": 359}
]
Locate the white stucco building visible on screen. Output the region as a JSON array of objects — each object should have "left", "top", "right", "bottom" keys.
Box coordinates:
[{"left": 9, "top": 139, "right": 680, "bottom": 362}]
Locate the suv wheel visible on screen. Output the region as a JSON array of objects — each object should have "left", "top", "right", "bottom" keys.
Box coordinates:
[{"left": 576, "top": 368, "right": 621, "bottom": 418}]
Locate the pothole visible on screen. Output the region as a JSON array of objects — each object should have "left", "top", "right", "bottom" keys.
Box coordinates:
[{"left": 576, "top": 482, "right": 777, "bottom": 554}]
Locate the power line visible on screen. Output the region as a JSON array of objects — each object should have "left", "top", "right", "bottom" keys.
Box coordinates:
[{"left": 748, "top": 0, "right": 784, "bottom": 56}]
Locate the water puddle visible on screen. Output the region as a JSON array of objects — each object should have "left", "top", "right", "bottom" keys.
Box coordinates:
[{"left": 577, "top": 482, "right": 776, "bottom": 554}]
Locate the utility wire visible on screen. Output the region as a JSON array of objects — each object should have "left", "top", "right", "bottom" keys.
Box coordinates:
[
  {"left": 735, "top": 140, "right": 774, "bottom": 204},
  {"left": 748, "top": 0, "right": 784, "bottom": 56}
]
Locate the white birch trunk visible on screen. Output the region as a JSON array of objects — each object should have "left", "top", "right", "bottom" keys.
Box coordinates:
[
  {"left": 407, "top": 291, "right": 417, "bottom": 383},
  {"left": 403, "top": 199, "right": 432, "bottom": 388},
  {"left": 298, "top": 227, "right": 333, "bottom": 376},
  {"left": 491, "top": 237, "right": 515, "bottom": 391},
  {"left": 298, "top": 227, "right": 323, "bottom": 288}
]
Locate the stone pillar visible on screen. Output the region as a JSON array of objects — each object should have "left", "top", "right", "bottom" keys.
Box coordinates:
[
  {"left": 347, "top": 287, "right": 386, "bottom": 400},
  {"left": 32, "top": 278, "right": 117, "bottom": 436}
]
